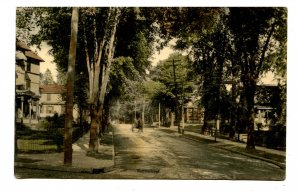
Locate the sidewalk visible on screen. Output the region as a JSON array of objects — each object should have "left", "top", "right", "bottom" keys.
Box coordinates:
[
  {"left": 15, "top": 130, "right": 115, "bottom": 174},
  {"left": 159, "top": 126, "right": 286, "bottom": 169}
]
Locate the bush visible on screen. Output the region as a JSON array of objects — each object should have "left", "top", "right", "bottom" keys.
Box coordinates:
[{"left": 40, "top": 113, "right": 65, "bottom": 150}]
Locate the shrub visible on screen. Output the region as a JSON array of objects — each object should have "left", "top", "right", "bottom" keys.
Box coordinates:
[{"left": 42, "top": 113, "right": 65, "bottom": 150}]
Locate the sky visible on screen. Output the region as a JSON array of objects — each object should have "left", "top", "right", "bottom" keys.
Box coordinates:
[{"left": 33, "top": 41, "right": 58, "bottom": 81}]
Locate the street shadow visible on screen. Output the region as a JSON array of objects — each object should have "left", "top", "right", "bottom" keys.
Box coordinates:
[
  {"left": 86, "top": 152, "right": 112, "bottom": 160},
  {"left": 15, "top": 157, "right": 43, "bottom": 163}
]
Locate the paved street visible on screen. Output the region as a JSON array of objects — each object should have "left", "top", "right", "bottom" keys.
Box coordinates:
[
  {"left": 106, "top": 124, "right": 284, "bottom": 180},
  {"left": 15, "top": 124, "right": 285, "bottom": 180}
]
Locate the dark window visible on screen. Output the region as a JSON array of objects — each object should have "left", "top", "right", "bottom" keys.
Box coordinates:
[
  {"left": 46, "top": 106, "right": 53, "bottom": 114},
  {"left": 26, "top": 62, "right": 31, "bottom": 72}
]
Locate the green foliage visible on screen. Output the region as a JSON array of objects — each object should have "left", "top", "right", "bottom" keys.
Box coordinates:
[
  {"left": 149, "top": 53, "right": 193, "bottom": 118},
  {"left": 40, "top": 68, "right": 55, "bottom": 85},
  {"left": 39, "top": 113, "right": 64, "bottom": 148}
]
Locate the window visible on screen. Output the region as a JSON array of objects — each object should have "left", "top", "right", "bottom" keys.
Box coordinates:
[
  {"left": 26, "top": 62, "right": 31, "bottom": 72},
  {"left": 46, "top": 106, "right": 53, "bottom": 114},
  {"left": 26, "top": 79, "right": 31, "bottom": 90},
  {"left": 47, "top": 94, "right": 51, "bottom": 101},
  {"left": 40, "top": 105, "right": 43, "bottom": 113}
]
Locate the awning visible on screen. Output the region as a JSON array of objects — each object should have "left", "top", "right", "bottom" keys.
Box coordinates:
[
  {"left": 16, "top": 90, "right": 40, "bottom": 100},
  {"left": 16, "top": 89, "right": 36, "bottom": 96},
  {"left": 16, "top": 50, "right": 27, "bottom": 60},
  {"left": 25, "top": 50, "right": 44, "bottom": 62}
]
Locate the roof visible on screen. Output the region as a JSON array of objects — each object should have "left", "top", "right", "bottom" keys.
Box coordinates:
[
  {"left": 25, "top": 50, "right": 44, "bottom": 62},
  {"left": 40, "top": 84, "right": 66, "bottom": 94},
  {"left": 16, "top": 50, "right": 27, "bottom": 60},
  {"left": 16, "top": 40, "right": 31, "bottom": 51},
  {"left": 16, "top": 40, "right": 45, "bottom": 62}
]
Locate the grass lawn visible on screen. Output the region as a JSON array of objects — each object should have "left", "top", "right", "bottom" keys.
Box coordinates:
[{"left": 17, "top": 138, "right": 61, "bottom": 153}]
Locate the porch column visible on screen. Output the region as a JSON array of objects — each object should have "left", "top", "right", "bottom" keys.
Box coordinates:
[
  {"left": 186, "top": 107, "right": 189, "bottom": 123},
  {"left": 35, "top": 101, "right": 39, "bottom": 120},
  {"left": 20, "top": 96, "right": 24, "bottom": 121},
  {"left": 29, "top": 99, "right": 32, "bottom": 125}
]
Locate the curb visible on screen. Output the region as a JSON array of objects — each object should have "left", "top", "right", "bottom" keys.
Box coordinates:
[
  {"left": 181, "top": 133, "right": 285, "bottom": 169},
  {"left": 158, "top": 128, "right": 285, "bottom": 169},
  {"left": 15, "top": 162, "right": 115, "bottom": 174}
]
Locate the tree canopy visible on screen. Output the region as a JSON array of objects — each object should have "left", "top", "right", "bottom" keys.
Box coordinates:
[{"left": 16, "top": 7, "right": 287, "bottom": 150}]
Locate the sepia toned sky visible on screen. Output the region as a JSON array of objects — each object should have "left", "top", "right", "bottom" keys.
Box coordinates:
[{"left": 33, "top": 42, "right": 57, "bottom": 81}]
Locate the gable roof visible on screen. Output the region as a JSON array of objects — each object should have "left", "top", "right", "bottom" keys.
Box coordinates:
[
  {"left": 16, "top": 40, "right": 45, "bottom": 62},
  {"left": 25, "top": 50, "right": 44, "bottom": 62},
  {"left": 16, "top": 40, "right": 31, "bottom": 51},
  {"left": 40, "top": 84, "right": 66, "bottom": 94}
]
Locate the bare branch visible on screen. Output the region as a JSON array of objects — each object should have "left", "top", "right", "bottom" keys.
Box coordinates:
[{"left": 256, "top": 21, "right": 276, "bottom": 78}]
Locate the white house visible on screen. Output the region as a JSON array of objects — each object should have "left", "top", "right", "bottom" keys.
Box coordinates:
[{"left": 39, "top": 84, "right": 66, "bottom": 118}]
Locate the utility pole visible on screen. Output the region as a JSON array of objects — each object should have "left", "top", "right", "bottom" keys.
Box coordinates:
[
  {"left": 167, "top": 59, "right": 181, "bottom": 127},
  {"left": 158, "top": 102, "right": 161, "bottom": 128},
  {"left": 142, "top": 100, "right": 145, "bottom": 124},
  {"left": 134, "top": 100, "right": 137, "bottom": 122},
  {"left": 64, "top": 7, "right": 79, "bottom": 165},
  {"left": 181, "top": 82, "right": 185, "bottom": 134}
]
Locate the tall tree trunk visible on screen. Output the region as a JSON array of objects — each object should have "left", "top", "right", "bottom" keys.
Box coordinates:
[
  {"left": 229, "top": 83, "right": 237, "bottom": 139},
  {"left": 244, "top": 78, "right": 256, "bottom": 149},
  {"left": 101, "top": 96, "right": 110, "bottom": 134},
  {"left": 64, "top": 7, "right": 79, "bottom": 165},
  {"left": 202, "top": 108, "right": 209, "bottom": 134},
  {"left": 89, "top": 106, "right": 101, "bottom": 152},
  {"left": 88, "top": 8, "right": 121, "bottom": 152}
]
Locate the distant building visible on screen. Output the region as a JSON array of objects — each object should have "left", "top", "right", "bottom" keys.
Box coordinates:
[
  {"left": 254, "top": 84, "right": 281, "bottom": 131},
  {"left": 39, "top": 84, "right": 80, "bottom": 121},
  {"left": 39, "top": 84, "right": 66, "bottom": 118},
  {"left": 184, "top": 101, "right": 203, "bottom": 124},
  {"left": 15, "top": 40, "right": 44, "bottom": 125}
]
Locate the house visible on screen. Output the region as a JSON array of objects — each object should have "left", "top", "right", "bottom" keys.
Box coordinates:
[
  {"left": 39, "top": 84, "right": 80, "bottom": 121},
  {"left": 39, "top": 84, "right": 66, "bottom": 118},
  {"left": 254, "top": 84, "right": 281, "bottom": 131},
  {"left": 15, "top": 40, "right": 44, "bottom": 125}
]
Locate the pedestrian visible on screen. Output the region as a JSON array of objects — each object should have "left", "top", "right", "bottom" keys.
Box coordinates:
[{"left": 137, "top": 117, "right": 143, "bottom": 132}]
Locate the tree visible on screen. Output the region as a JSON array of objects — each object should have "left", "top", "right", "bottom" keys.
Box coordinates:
[
  {"left": 159, "top": 7, "right": 286, "bottom": 149},
  {"left": 150, "top": 53, "right": 193, "bottom": 126},
  {"left": 168, "top": 9, "right": 232, "bottom": 134},
  {"left": 40, "top": 68, "right": 55, "bottom": 85},
  {"left": 17, "top": 7, "right": 161, "bottom": 153},
  {"left": 227, "top": 7, "right": 287, "bottom": 149},
  {"left": 77, "top": 8, "right": 122, "bottom": 152},
  {"left": 16, "top": 7, "right": 38, "bottom": 44}
]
